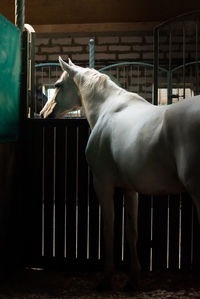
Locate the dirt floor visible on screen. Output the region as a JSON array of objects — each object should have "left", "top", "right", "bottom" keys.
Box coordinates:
[{"left": 0, "top": 269, "right": 199, "bottom": 298}]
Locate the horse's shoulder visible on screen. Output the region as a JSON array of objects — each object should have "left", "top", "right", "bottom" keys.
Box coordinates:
[{"left": 85, "top": 116, "right": 112, "bottom": 164}]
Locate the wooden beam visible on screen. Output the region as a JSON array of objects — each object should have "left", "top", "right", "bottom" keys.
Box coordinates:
[{"left": 33, "top": 22, "right": 159, "bottom": 34}]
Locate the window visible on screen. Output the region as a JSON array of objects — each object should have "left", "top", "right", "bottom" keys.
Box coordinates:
[
  {"left": 46, "top": 87, "right": 55, "bottom": 101},
  {"left": 158, "top": 87, "right": 194, "bottom": 105}
]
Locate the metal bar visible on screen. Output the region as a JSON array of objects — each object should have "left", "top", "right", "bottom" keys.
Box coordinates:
[
  {"left": 99, "top": 61, "right": 168, "bottom": 73},
  {"left": 144, "top": 67, "right": 147, "bottom": 100},
  {"left": 87, "top": 165, "right": 90, "bottom": 259},
  {"left": 182, "top": 22, "right": 186, "bottom": 99},
  {"left": 89, "top": 39, "right": 95, "bottom": 69},
  {"left": 35, "top": 61, "right": 168, "bottom": 75},
  {"left": 53, "top": 127, "right": 56, "bottom": 257},
  {"left": 75, "top": 126, "right": 79, "bottom": 258},
  {"left": 153, "top": 28, "right": 159, "bottom": 105},
  {"left": 42, "top": 127, "right": 45, "bottom": 256},
  {"left": 123, "top": 65, "right": 126, "bottom": 89},
  {"left": 154, "top": 10, "right": 200, "bottom": 32},
  {"left": 64, "top": 127, "right": 68, "bottom": 258},
  {"left": 150, "top": 196, "right": 154, "bottom": 271},
  {"left": 121, "top": 197, "right": 125, "bottom": 261},
  {"left": 168, "top": 31, "right": 172, "bottom": 104},
  {"left": 98, "top": 205, "right": 101, "bottom": 260},
  {"left": 171, "top": 60, "right": 200, "bottom": 73},
  {"left": 137, "top": 65, "right": 140, "bottom": 93},
  {"left": 195, "top": 17, "right": 199, "bottom": 95},
  {"left": 35, "top": 63, "right": 60, "bottom": 68}
]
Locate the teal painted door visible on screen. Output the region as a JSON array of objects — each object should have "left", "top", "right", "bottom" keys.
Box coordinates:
[{"left": 0, "top": 14, "right": 21, "bottom": 142}]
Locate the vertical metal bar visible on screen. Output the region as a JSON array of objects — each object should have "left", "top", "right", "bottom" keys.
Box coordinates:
[
  {"left": 15, "top": 0, "right": 25, "bottom": 31},
  {"left": 130, "top": 65, "right": 133, "bottom": 92},
  {"left": 153, "top": 28, "right": 159, "bottom": 105},
  {"left": 75, "top": 126, "right": 79, "bottom": 258},
  {"left": 34, "top": 58, "right": 37, "bottom": 116},
  {"left": 150, "top": 195, "right": 154, "bottom": 271},
  {"left": 137, "top": 65, "right": 140, "bottom": 93},
  {"left": 191, "top": 205, "right": 194, "bottom": 267},
  {"left": 89, "top": 39, "right": 95, "bottom": 69},
  {"left": 167, "top": 196, "right": 170, "bottom": 269},
  {"left": 123, "top": 65, "right": 126, "bottom": 89},
  {"left": 182, "top": 22, "right": 186, "bottom": 99},
  {"left": 117, "top": 67, "right": 119, "bottom": 85},
  {"left": 64, "top": 127, "right": 68, "bottom": 258},
  {"left": 144, "top": 67, "right": 147, "bottom": 100},
  {"left": 42, "top": 127, "right": 45, "bottom": 257},
  {"left": 195, "top": 17, "right": 199, "bottom": 95},
  {"left": 190, "top": 65, "right": 194, "bottom": 97},
  {"left": 121, "top": 196, "right": 125, "bottom": 261},
  {"left": 48, "top": 65, "right": 51, "bottom": 91},
  {"left": 87, "top": 126, "right": 91, "bottom": 260},
  {"left": 87, "top": 166, "right": 90, "bottom": 259},
  {"left": 98, "top": 205, "right": 101, "bottom": 260},
  {"left": 53, "top": 127, "right": 56, "bottom": 257},
  {"left": 179, "top": 195, "right": 182, "bottom": 269},
  {"left": 168, "top": 31, "right": 172, "bottom": 104},
  {"left": 126, "top": 65, "right": 129, "bottom": 90}
]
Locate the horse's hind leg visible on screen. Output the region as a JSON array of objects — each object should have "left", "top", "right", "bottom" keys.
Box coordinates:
[
  {"left": 124, "top": 190, "right": 141, "bottom": 290},
  {"left": 93, "top": 176, "right": 115, "bottom": 290}
]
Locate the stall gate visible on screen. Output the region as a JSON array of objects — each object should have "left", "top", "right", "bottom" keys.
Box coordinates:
[
  {"left": 22, "top": 12, "right": 200, "bottom": 272},
  {"left": 154, "top": 11, "right": 200, "bottom": 104},
  {"left": 23, "top": 118, "right": 200, "bottom": 272}
]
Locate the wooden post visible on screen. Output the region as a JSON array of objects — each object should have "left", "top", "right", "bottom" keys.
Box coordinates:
[{"left": 15, "top": 0, "right": 25, "bottom": 32}]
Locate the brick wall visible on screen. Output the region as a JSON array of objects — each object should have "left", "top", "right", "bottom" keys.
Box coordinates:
[
  {"left": 34, "top": 31, "right": 156, "bottom": 105},
  {"left": 35, "top": 31, "right": 154, "bottom": 68},
  {"left": 34, "top": 23, "right": 200, "bottom": 110}
]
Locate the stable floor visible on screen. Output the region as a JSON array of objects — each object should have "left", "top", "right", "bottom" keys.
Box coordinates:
[{"left": 0, "top": 269, "right": 200, "bottom": 298}]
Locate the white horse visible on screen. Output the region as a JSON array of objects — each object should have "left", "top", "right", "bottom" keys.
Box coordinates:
[{"left": 40, "top": 57, "right": 200, "bottom": 290}]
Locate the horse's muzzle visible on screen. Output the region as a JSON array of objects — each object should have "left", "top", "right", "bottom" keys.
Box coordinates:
[
  {"left": 39, "top": 110, "right": 55, "bottom": 119},
  {"left": 46, "top": 111, "right": 56, "bottom": 118}
]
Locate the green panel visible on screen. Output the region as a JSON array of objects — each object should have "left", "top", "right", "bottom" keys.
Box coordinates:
[{"left": 0, "top": 14, "right": 21, "bottom": 142}]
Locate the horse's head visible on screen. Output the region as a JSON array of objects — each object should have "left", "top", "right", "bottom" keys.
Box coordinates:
[{"left": 40, "top": 57, "right": 82, "bottom": 118}]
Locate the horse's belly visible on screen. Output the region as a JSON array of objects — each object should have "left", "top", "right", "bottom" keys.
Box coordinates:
[
  {"left": 116, "top": 169, "right": 184, "bottom": 194},
  {"left": 114, "top": 156, "right": 184, "bottom": 195},
  {"left": 130, "top": 174, "right": 184, "bottom": 195}
]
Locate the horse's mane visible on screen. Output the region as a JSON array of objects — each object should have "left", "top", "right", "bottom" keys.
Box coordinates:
[{"left": 80, "top": 69, "right": 116, "bottom": 96}]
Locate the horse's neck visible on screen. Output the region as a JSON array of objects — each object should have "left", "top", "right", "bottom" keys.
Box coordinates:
[
  {"left": 81, "top": 80, "right": 123, "bottom": 128},
  {"left": 77, "top": 76, "right": 148, "bottom": 129}
]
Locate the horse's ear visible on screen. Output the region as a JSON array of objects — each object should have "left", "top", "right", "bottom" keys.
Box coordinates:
[
  {"left": 59, "top": 56, "right": 76, "bottom": 77},
  {"left": 68, "top": 58, "right": 75, "bottom": 67}
]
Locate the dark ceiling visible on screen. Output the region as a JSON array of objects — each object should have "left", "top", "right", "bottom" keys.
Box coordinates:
[{"left": 1, "top": 0, "right": 200, "bottom": 25}]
